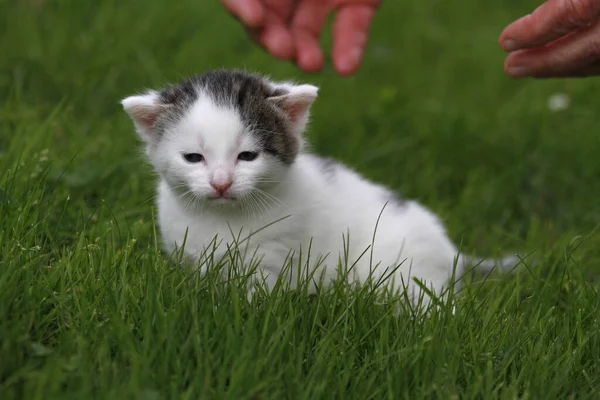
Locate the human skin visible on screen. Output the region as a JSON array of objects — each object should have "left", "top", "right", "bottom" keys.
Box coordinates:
[
  {"left": 220, "top": 0, "right": 380, "bottom": 76},
  {"left": 500, "top": 0, "right": 600, "bottom": 78},
  {"left": 222, "top": 0, "right": 600, "bottom": 78}
]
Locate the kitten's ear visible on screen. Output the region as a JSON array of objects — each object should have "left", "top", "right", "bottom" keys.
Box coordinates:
[
  {"left": 121, "top": 91, "right": 170, "bottom": 142},
  {"left": 268, "top": 84, "right": 318, "bottom": 135}
]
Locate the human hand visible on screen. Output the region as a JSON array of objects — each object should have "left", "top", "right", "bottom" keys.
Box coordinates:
[
  {"left": 500, "top": 0, "right": 600, "bottom": 78},
  {"left": 221, "top": 0, "right": 380, "bottom": 76}
]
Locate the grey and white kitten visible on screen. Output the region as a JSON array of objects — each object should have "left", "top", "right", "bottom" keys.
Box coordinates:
[{"left": 121, "top": 69, "right": 519, "bottom": 306}]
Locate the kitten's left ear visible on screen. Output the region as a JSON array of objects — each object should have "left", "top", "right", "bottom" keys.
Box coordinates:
[
  {"left": 121, "top": 91, "right": 170, "bottom": 143},
  {"left": 268, "top": 84, "right": 318, "bottom": 135}
]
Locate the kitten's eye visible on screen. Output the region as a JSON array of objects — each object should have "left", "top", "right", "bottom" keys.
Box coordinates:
[
  {"left": 183, "top": 153, "right": 204, "bottom": 163},
  {"left": 237, "top": 151, "right": 259, "bottom": 162}
]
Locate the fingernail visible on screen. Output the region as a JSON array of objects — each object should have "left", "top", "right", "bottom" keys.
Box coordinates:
[
  {"left": 337, "top": 48, "right": 361, "bottom": 75},
  {"left": 507, "top": 66, "right": 529, "bottom": 77},
  {"left": 348, "top": 47, "right": 362, "bottom": 66},
  {"left": 502, "top": 39, "right": 519, "bottom": 52}
]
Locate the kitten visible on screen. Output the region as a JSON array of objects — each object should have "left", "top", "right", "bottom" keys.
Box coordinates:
[{"left": 121, "top": 69, "right": 519, "bottom": 306}]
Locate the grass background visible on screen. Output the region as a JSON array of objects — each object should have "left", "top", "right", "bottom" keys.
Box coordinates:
[{"left": 1, "top": 0, "right": 600, "bottom": 398}]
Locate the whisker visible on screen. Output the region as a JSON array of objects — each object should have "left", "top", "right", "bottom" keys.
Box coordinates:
[
  {"left": 252, "top": 190, "right": 270, "bottom": 216},
  {"left": 246, "top": 191, "right": 260, "bottom": 220},
  {"left": 248, "top": 188, "right": 284, "bottom": 221},
  {"left": 255, "top": 180, "right": 285, "bottom": 184},
  {"left": 183, "top": 193, "right": 196, "bottom": 211},
  {"left": 253, "top": 191, "right": 267, "bottom": 217},
  {"left": 254, "top": 187, "right": 286, "bottom": 209}
]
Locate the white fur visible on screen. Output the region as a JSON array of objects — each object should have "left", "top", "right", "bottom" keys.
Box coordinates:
[
  {"left": 156, "top": 157, "right": 459, "bottom": 305},
  {"left": 122, "top": 79, "right": 517, "bottom": 307}
]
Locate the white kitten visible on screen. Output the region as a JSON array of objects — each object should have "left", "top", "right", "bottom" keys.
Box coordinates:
[{"left": 122, "top": 69, "right": 519, "bottom": 306}]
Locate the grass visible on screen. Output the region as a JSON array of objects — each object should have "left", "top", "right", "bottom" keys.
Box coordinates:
[{"left": 2, "top": 0, "right": 600, "bottom": 398}]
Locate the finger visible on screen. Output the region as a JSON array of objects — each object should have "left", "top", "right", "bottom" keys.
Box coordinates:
[
  {"left": 500, "top": 0, "right": 600, "bottom": 52},
  {"left": 291, "top": 0, "right": 332, "bottom": 72},
  {"left": 250, "top": 0, "right": 295, "bottom": 60},
  {"left": 332, "top": 5, "right": 376, "bottom": 76},
  {"left": 332, "top": 0, "right": 381, "bottom": 6},
  {"left": 221, "top": 0, "right": 265, "bottom": 28},
  {"left": 504, "top": 20, "right": 600, "bottom": 78},
  {"left": 264, "top": 0, "right": 295, "bottom": 21},
  {"left": 248, "top": 11, "right": 295, "bottom": 60}
]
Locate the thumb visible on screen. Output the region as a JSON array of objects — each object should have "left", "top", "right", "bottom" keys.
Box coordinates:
[{"left": 500, "top": 0, "right": 600, "bottom": 52}]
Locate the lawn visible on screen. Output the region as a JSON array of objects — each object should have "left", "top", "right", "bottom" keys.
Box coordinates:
[{"left": 1, "top": 0, "right": 600, "bottom": 398}]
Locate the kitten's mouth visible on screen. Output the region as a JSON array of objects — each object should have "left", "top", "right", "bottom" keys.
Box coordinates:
[{"left": 207, "top": 195, "right": 237, "bottom": 203}]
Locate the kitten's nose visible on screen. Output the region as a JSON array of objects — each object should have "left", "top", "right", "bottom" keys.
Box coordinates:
[{"left": 210, "top": 181, "right": 232, "bottom": 195}]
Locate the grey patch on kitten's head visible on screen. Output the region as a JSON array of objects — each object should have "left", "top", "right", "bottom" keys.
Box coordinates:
[
  {"left": 197, "top": 70, "right": 299, "bottom": 164},
  {"left": 122, "top": 69, "right": 318, "bottom": 165}
]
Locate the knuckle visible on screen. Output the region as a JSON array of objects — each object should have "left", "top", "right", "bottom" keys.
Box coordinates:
[
  {"left": 535, "top": 48, "right": 571, "bottom": 76},
  {"left": 585, "top": 36, "right": 600, "bottom": 59},
  {"left": 564, "top": 0, "right": 598, "bottom": 26},
  {"left": 541, "top": 38, "right": 600, "bottom": 77},
  {"left": 540, "top": 54, "right": 565, "bottom": 76}
]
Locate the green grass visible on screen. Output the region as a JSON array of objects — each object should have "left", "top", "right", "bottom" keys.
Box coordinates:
[{"left": 2, "top": 0, "right": 600, "bottom": 398}]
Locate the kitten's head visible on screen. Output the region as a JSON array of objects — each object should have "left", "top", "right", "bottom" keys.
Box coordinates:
[{"left": 121, "top": 70, "right": 318, "bottom": 207}]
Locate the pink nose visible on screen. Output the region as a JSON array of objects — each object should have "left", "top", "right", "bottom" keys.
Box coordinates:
[{"left": 210, "top": 181, "right": 232, "bottom": 195}]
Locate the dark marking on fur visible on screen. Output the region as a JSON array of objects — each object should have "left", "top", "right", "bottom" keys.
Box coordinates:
[
  {"left": 150, "top": 77, "right": 200, "bottom": 138},
  {"left": 312, "top": 155, "right": 338, "bottom": 181},
  {"left": 386, "top": 189, "right": 407, "bottom": 209},
  {"left": 151, "top": 69, "right": 301, "bottom": 164},
  {"left": 236, "top": 78, "right": 251, "bottom": 109}
]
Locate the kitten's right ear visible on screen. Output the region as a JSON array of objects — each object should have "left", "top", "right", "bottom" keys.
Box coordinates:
[{"left": 121, "top": 91, "right": 170, "bottom": 142}]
